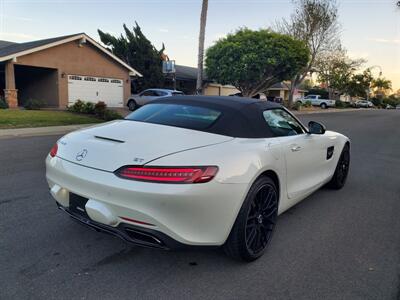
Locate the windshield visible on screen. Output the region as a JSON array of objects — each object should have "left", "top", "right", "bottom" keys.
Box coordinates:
[{"left": 125, "top": 103, "right": 221, "bottom": 130}]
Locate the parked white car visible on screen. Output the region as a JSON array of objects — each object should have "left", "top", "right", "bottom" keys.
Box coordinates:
[
  {"left": 127, "top": 88, "right": 184, "bottom": 111},
  {"left": 297, "top": 95, "right": 336, "bottom": 109},
  {"left": 354, "top": 100, "right": 373, "bottom": 108},
  {"left": 46, "top": 96, "right": 350, "bottom": 261}
]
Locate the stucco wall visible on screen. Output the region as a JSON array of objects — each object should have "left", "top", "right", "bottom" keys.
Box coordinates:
[
  {"left": 204, "top": 83, "right": 239, "bottom": 96},
  {"left": 15, "top": 40, "right": 130, "bottom": 108}
]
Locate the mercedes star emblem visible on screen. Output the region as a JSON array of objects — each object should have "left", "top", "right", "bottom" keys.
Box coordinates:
[{"left": 76, "top": 149, "right": 88, "bottom": 161}]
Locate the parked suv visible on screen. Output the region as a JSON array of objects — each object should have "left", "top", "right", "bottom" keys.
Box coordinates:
[{"left": 127, "top": 89, "right": 184, "bottom": 111}]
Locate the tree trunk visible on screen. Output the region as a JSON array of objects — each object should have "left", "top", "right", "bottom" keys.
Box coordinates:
[
  {"left": 328, "top": 88, "right": 334, "bottom": 100},
  {"left": 286, "top": 76, "right": 299, "bottom": 108},
  {"left": 288, "top": 89, "right": 294, "bottom": 108},
  {"left": 196, "top": 0, "right": 208, "bottom": 94}
]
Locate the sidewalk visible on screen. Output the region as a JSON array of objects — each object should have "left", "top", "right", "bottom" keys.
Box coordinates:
[
  {"left": 0, "top": 124, "right": 93, "bottom": 139},
  {"left": 293, "top": 108, "right": 368, "bottom": 115}
]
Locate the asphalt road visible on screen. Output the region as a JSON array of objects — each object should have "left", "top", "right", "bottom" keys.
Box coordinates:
[{"left": 1, "top": 110, "right": 399, "bottom": 300}]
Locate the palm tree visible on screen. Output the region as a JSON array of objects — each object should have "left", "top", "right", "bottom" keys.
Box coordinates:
[
  {"left": 371, "top": 77, "right": 392, "bottom": 97},
  {"left": 196, "top": 0, "right": 209, "bottom": 94}
]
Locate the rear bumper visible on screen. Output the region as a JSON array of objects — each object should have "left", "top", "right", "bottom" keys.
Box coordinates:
[
  {"left": 46, "top": 155, "right": 249, "bottom": 246},
  {"left": 57, "top": 203, "right": 189, "bottom": 249}
]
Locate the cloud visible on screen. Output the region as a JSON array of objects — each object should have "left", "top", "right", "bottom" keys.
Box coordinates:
[
  {"left": 367, "top": 38, "right": 400, "bottom": 44},
  {"left": 0, "top": 32, "right": 38, "bottom": 41},
  {"left": 159, "top": 28, "right": 169, "bottom": 33}
]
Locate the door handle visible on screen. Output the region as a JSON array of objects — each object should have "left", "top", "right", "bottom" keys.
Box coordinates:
[{"left": 291, "top": 145, "right": 302, "bottom": 152}]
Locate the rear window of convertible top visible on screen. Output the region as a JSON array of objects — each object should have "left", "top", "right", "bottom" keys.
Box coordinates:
[{"left": 125, "top": 103, "right": 222, "bottom": 131}]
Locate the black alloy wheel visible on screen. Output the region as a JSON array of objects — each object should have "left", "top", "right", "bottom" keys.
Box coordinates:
[
  {"left": 224, "top": 176, "right": 278, "bottom": 261},
  {"left": 245, "top": 183, "right": 278, "bottom": 256},
  {"left": 328, "top": 143, "right": 350, "bottom": 189}
]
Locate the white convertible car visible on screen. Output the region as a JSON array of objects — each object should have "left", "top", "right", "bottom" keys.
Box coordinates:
[{"left": 46, "top": 96, "right": 350, "bottom": 261}]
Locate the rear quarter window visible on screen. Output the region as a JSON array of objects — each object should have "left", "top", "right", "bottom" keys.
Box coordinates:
[{"left": 125, "top": 103, "right": 221, "bottom": 130}]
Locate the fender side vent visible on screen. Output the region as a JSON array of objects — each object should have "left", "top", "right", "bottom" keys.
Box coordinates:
[{"left": 327, "top": 146, "right": 334, "bottom": 160}]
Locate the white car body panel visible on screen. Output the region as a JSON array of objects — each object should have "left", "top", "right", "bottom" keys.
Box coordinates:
[
  {"left": 46, "top": 117, "right": 349, "bottom": 246},
  {"left": 57, "top": 120, "right": 233, "bottom": 171}
]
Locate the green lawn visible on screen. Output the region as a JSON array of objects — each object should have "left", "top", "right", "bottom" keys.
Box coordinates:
[{"left": 0, "top": 110, "right": 103, "bottom": 129}]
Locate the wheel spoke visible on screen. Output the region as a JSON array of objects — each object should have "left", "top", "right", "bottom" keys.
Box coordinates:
[
  {"left": 263, "top": 207, "right": 277, "bottom": 219},
  {"left": 245, "top": 182, "right": 278, "bottom": 255},
  {"left": 246, "top": 227, "right": 257, "bottom": 246}
]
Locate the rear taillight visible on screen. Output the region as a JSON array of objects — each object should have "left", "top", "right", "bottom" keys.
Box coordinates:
[
  {"left": 115, "top": 166, "right": 218, "bottom": 184},
  {"left": 49, "top": 143, "right": 58, "bottom": 157}
]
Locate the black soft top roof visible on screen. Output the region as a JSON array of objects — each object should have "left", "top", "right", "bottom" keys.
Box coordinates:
[{"left": 150, "top": 96, "right": 283, "bottom": 138}]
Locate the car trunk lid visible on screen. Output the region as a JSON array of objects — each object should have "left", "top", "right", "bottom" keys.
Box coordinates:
[{"left": 56, "top": 120, "right": 233, "bottom": 172}]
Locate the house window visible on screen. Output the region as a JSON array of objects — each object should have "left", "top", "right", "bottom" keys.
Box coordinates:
[
  {"left": 84, "top": 77, "right": 96, "bottom": 81},
  {"left": 111, "top": 79, "right": 122, "bottom": 84},
  {"left": 98, "top": 78, "right": 109, "bottom": 83},
  {"left": 69, "top": 75, "right": 82, "bottom": 80}
]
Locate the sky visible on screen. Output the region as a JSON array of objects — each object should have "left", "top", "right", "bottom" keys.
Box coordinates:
[{"left": 0, "top": 0, "right": 399, "bottom": 90}]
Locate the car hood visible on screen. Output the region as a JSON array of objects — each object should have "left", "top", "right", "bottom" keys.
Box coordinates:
[{"left": 56, "top": 120, "right": 233, "bottom": 172}]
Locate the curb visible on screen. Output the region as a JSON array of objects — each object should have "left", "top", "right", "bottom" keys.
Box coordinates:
[
  {"left": 293, "top": 108, "right": 372, "bottom": 115},
  {"left": 0, "top": 124, "right": 93, "bottom": 139}
]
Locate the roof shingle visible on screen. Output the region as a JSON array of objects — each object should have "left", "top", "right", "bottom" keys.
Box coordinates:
[{"left": 0, "top": 33, "right": 83, "bottom": 58}]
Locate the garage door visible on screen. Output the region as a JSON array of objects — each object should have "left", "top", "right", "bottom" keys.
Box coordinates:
[{"left": 67, "top": 75, "right": 124, "bottom": 107}]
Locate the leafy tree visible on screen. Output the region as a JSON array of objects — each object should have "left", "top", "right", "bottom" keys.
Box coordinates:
[
  {"left": 346, "top": 69, "right": 373, "bottom": 98},
  {"left": 205, "top": 28, "right": 310, "bottom": 97},
  {"left": 98, "top": 23, "right": 165, "bottom": 91},
  {"left": 275, "top": 0, "right": 339, "bottom": 106},
  {"left": 305, "top": 87, "right": 329, "bottom": 99},
  {"left": 315, "top": 48, "right": 365, "bottom": 99},
  {"left": 371, "top": 77, "right": 392, "bottom": 97}
]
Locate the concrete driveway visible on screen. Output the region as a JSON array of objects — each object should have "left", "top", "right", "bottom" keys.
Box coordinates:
[{"left": 1, "top": 110, "right": 399, "bottom": 299}]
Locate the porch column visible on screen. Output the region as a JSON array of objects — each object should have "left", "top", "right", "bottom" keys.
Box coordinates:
[{"left": 4, "top": 60, "right": 18, "bottom": 108}]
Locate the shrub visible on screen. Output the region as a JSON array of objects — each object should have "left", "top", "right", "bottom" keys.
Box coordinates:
[
  {"left": 335, "top": 100, "right": 344, "bottom": 108},
  {"left": 68, "top": 99, "right": 85, "bottom": 113},
  {"left": 67, "top": 100, "right": 121, "bottom": 121},
  {"left": 82, "top": 102, "right": 95, "bottom": 114},
  {"left": 94, "top": 101, "right": 107, "bottom": 118},
  {"left": 304, "top": 100, "right": 312, "bottom": 107},
  {"left": 24, "top": 99, "right": 45, "bottom": 110},
  {"left": 0, "top": 97, "right": 8, "bottom": 109},
  {"left": 382, "top": 97, "right": 400, "bottom": 108},
  {"left": 292, "top": 101, "right": 302, "bottom": 111},
  {"left": 103, "top": 109, "right": 123, "bottom": 121}
]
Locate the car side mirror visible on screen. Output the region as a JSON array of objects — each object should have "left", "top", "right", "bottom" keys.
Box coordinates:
[{"left": 308, "top": 121, "right": 326, "bottom": 134}]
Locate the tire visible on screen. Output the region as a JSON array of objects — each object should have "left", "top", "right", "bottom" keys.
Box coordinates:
[
  {"left": 327, "top": 143, "right": 350, "bottom": 189},
  {"left": 224, "top": 176, "right": 278, "bottom": 262},
  {"left": 128, "top": 100, "right": 137, "bottom": 111},
  {"left": 320, "top": 103, "right": 327, "bottom": 109},
  {"left": 296, "top": 101, "right": 302, "bottom": 105}
]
